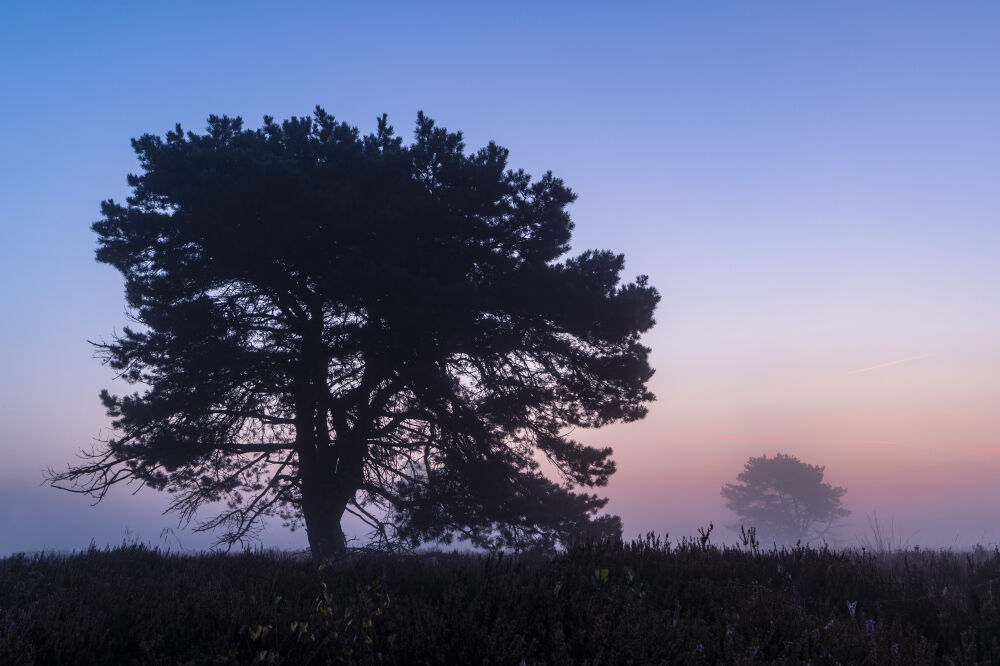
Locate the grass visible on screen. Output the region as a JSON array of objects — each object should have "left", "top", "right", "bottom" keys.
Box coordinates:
[
  {"left": 2, "top": 532, "right": 1000, "bottom": 664},
  {"left": 859, "top": 512, "right": 921, "bottom": 558}
]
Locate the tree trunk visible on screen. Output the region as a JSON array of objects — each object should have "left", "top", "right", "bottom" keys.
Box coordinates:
[
  {"left": 292, "top": 343, "right": 366, "bottom": 562},
  {"left": 301, "top": 479, "right": 348, "bottom": 562},
  {"left": 293, "top": 342, "right": 349, "bottom": 562}
]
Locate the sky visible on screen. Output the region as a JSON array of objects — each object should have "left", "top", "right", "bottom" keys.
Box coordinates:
[{"left": 1, "top": 1, "right": 998, "bottom": 554}]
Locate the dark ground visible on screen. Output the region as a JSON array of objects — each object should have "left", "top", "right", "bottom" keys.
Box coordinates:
[{"left": 2, "top": 534, "right": 999, "bottom": 664}]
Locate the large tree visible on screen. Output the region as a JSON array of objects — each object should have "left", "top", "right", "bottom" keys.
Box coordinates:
[
  {"left": 48, "top": 109, "right": 659, "bottom": 559},
  {"left": 721, "top": 453, "right": 850, "bottom": 544}
]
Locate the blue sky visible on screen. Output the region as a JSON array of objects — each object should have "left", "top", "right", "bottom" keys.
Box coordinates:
[{"left": 2, "top": 2, "right": 998, "bottom": 554}]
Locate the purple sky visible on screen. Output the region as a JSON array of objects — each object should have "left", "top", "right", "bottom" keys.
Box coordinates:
[{"left": 2, "top": 1, "right": 998, "bottom": 554}]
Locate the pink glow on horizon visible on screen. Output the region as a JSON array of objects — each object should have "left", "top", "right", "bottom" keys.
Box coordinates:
[
  {"left": 847, "top": 354, "right": 931, "bottom": 375},
  {"left": 694, "top": 433, "right": 784, "bottom": 443}
]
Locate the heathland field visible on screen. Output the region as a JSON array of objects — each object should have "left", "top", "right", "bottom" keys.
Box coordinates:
[{"left": 3, "top": 534, "right": 1000, "bottom": 664}]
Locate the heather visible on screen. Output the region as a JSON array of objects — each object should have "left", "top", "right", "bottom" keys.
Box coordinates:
[{"left": 3, "top": 534, "right": 999, "bottom": 664}]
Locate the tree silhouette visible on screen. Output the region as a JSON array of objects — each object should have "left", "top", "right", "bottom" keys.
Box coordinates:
[
  {"left": 47, "top": 108, "right": 659, "bottom": 559},
  {"left": 564, "top": 513, "right": 624, "bottom": 549},
  {"left": 721, "top": 453, "right": 850, "bottom": 543}
]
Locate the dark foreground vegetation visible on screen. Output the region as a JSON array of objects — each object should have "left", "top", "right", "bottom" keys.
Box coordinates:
[{"left": 3, "top": 533, "right": 1000, "bottom": 665}]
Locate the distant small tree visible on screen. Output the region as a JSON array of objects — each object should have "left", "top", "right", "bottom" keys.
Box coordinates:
[{"left": 721, "top": 453, "right": 850, "bottom": 544}]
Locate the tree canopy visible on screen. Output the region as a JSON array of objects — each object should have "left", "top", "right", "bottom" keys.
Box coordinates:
[
  {"left": 48, "top": 108, "right": 659, "bottom": 558},
  {"left": 721, "top": 453, "right": 850, "bottom": 544}
]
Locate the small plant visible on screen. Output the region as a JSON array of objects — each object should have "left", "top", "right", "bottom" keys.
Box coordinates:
[
  {"left": 739, "top": 525, "right": 760, "bottom": 554},
  {"left": 698, "top": 522, "right": 714, "bottom": 548},
  {"left": 860, "top": 512, "right": 918, "bottom": 556}
]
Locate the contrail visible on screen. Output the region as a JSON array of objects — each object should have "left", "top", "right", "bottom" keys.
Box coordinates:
[
  {"left": 852, "top": 439, "right": 897, "bottom": 446},
  {"left": 847, "top": 354, "right": 930, "bottom": 375},
  {"left": 969, "top": 446, "right": 1000, "bottom": 452}
]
